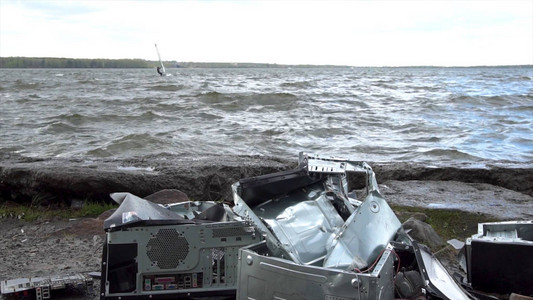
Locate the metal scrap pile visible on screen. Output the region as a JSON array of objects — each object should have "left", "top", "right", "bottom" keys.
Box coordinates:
[
  {"left": 230, "top": 153, "right": 470, "bottom": 300},
  {"left": 97, "top": 153, "right": 531, "bottom": 300}
]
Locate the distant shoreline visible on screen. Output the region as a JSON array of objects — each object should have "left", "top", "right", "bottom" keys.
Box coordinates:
[{"left": 1, "top": 56, "right": 531, "bottom": 69}]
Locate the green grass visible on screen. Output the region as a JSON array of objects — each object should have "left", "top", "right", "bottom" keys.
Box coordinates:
[
  {"left": 0, "top": 201, "right": 117, "bottom": 222},
  {"left": 1, "top": 200, "right": 498, "bottom": 243},
  {"left": 391, "top": 204, "right": 499, "bottom": 242}
]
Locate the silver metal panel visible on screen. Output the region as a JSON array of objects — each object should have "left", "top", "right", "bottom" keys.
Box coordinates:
[
  {"left": 236, "top": 242, "right": 395, "bottom": 300},
  {"left": 105, "top": 193, "right": 192, "bottom": 229},
  {"left": 299, "top": 152, "right": 379, "bottom": 193},
  {"left": 165, "top": 201, "right": 221, "bottom": 220},
  {"left": 418, "top": 246, "right": 471, "bottom": 300},
  {"left": 473, "top": 220, "right": 533, "bottom": 243},
  {"left": 252, "top": 184, "right": 345, "bottom": 265},
  {"left": 103, "top": 221, "right": 259, "bottom": 297},
  {"left": 323, "top": 191, "right": 401, "bottom": 270},
  {"left": 233, "top": 182, "right": 296, "bottom": 261}
]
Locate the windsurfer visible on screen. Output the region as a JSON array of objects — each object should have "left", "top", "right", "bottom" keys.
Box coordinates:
[{"left": 156, "top": 66, "right": 163, "bottom": 76}]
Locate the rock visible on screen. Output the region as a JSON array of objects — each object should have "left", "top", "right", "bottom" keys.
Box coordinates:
[
  {"left": 410, "top": 212, "right": 428, "bottom": 222},
  {"left": 0, "top": 154, "right": 532, "bottom": 221},
  {"left": 0, "top": 154, "right": 295, "bottom": 204},
  {"left": 144, "top": 189, "right": 189, "bottom": 204},
  {"left": 371, "top": 162, "right": 533, "bottom": 197},
  {"left": 403, "top": 217, "right": 444, "bottom": 248},
  {"left": 92, "top": 235, "right": 101, "bottom": 246},
  {"left": 381, "top": 180, "right": 533, "bottom": 220},
  {"left": 70, "top": 199, "right": 84, "bottom": 210},
  {"left": 395, "top": 211, "right": 428, "bottom": 222}
]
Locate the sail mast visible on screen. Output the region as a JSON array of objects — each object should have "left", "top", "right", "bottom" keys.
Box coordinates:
[{"left": 155, "top": 43, "right": 166, "bottom": 75}]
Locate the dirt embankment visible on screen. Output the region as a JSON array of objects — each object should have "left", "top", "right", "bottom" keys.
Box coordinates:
[
  {"left": 0, "top": 154, "right": 295, "bottom": 205},
  {"left": 1, "top": 153, "right": 531, "bottom": 207}
]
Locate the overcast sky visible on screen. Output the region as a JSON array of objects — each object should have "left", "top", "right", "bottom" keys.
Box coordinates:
[{"left": 1, "top": 0, "right": 532, "bottom": 66}]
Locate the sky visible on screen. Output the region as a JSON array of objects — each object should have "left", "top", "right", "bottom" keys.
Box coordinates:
[{"left": 0, "top": 0, "right": 532, "bottom": 67}]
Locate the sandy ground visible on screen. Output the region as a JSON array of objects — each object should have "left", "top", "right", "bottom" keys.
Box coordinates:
[{"left": 0, "top": 218, "right": 104, "bottom": 299}]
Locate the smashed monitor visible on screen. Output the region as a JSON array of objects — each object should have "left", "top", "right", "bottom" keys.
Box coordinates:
[
  {"left": 100, "top": 193, "right": 260, "bottom": 299},
  {"left": 232, "top": 152, "right": 474, "bottom": 300},
  {"left": 465, "top": 220, "right": 533, "bottom": 296}
]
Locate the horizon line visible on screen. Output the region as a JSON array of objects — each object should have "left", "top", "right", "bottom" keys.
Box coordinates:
[{"left": 1, "top": 56, "right": 532, "bottom": 68}]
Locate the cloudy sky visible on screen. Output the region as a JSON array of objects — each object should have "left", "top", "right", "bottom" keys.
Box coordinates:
[{"left": 1, "top": 0, "right": 532, "bottom": 66}]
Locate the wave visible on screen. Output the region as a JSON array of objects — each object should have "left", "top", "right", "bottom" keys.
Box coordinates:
[
  {"left": 196, "top": 91, "right": 233, "bottom": 104},
  {"left": 508, "top": 136, "right": 533, "bottom": 146},
  {"left": 195, "top": 112, "right": 223, "bottom": 120},
  {"left": 280, "top": 81, "right": 315, "bottom": 89},
  {"left": 448, "top": 94, "right": 521, "bottom": 106},
  {"left": 48, "top": 110, "right": 174, "bottom": 126},
  {"left": 14, "top": 80, "right": 40, "bottom": 90},
  {"left": 420, "top": 149, "right": 482, "bottom": 161},
  {"left": 148, "top": 84, "right": 185, "bottom": 91},
  {"left": 194, "top": 92, "right": 299, "bottom": 113},
  {"left": 509, "top": 104, "right": 533, "bottom": 112},
  {"left": 510, "top": 75, "right": 531, "bottom": 81},
  {"left": 40, "top": 121, "right": 79, "bottom": 134},
  {"left": 137, "top": 110, "right": 166, "bottom": 120},
  {"left": 239, "top": 92, "right": 298, "bottom": 106},
  {"left": 86, "top": 133, "right": 170, "bottom": 157},
  {"left": 3, "top": 67, "right": 533, "bottom": 163},
  {"left": 50, "top": 113, "right": 90, "bottom": 125},
  {"left": 77, "top": 79, "right": 97, "bottom": 85}
]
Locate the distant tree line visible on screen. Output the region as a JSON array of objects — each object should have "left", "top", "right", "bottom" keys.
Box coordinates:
[
  {"left": 176, "top": 62, "right": 287, "bottom": 68},
  {"left": 175, "top": 62, "right": 350, "bottom": 68},
  {"left": 0, "top": 57, "right": 159, "bottom": 68},
  {"left": 0, "top": 56, "right": 355, "bottom": 69}
]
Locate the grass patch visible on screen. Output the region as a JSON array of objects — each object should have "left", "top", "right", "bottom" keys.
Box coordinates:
[
  {"left": 75, "top": 201, "right": 117, "bottom": 217},
  {"left": 391, "top": 204, "right": 499, "bottom": 242},
  {"left": 0, "top": 201, "right": 117, "bottom": 222},
  {"left": 1, "top": 200, "right": 499, "bottom": 242}
]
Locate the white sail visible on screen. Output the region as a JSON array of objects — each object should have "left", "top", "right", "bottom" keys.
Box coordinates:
[{"left": 154, "top": 43, "right": 166, "bottom": 75}]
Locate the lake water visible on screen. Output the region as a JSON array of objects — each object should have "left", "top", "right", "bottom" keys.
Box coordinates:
[{"left": 1, "top": 67, "right": 532, "bottom": 164}]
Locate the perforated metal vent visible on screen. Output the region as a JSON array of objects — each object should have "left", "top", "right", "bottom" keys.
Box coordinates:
[{"left": 146, "top": 229, "right": 189, "bottom": 269}]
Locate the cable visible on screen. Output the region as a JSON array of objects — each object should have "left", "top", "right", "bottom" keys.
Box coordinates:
[{"left": 353, "top": 248, "right": 401, "bottom": 274}]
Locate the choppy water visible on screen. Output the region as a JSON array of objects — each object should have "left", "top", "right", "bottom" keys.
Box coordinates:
[{"left": 1, "top": 67, "right": 532, "bottom": 163}]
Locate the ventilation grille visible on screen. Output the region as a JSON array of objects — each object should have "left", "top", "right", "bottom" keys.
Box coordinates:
[
  {"left": 146, "top": 229, "right": 189, "bottom": 269},
  {"left": 212, "top": 227, "right": 248, "bottom": 238}
]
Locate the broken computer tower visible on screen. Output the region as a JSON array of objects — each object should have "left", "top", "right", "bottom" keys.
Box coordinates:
[{"left": 100, "top": 194, "right": 260, "bottom": 299}]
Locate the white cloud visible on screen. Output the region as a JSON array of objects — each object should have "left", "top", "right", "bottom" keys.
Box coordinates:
[{"left": 1, "top": 0, "right": 532, "bottom": 66}]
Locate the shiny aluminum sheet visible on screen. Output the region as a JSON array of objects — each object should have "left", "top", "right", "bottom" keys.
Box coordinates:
[
  {"left": 237, "top": 241, "right": 395, "bottom": 300},
  {"left": 252, "top": 182, "right": 344, "bottom": 265},
  {"left": 323, "top": 190, "right": 402, "bottom": 270}
]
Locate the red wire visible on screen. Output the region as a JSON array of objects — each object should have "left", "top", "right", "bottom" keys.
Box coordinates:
[
  {"left": 353, "top": 248, "right": 401, "bottom": 274},
  {"left": 353, "top": 248, "right": 386, "bottom": 273},
  {"left": 391, "top": 249, "right": 401, "bottom": 274}
]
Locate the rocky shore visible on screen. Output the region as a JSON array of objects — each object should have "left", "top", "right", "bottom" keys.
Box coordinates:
[
  {"left": 1, "top": 153, "right": 531, "bottom": 206},
  {"left": 1, "top": 153, "right": 532, "bottom": 299}
]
